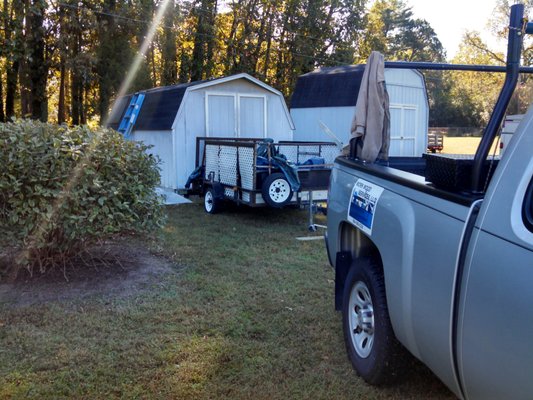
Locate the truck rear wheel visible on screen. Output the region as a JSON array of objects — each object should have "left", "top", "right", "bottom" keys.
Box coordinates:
[{"left": 342, "top": 257, "right": 405, "bottom": 385}]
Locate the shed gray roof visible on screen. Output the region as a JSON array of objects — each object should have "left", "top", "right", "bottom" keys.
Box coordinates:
[
  {"left": 107, "top": 78, "right": 220, "bottom": 131},
  {"left": 107, "top": 73, "right": 294, "bottom": 132},
  {"left": 290, "top": 65, "right": 367, "bottom": 109}
]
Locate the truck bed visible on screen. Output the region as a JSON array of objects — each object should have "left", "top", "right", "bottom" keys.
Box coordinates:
[
  {"left": 336, "top": 156, "right": 483, "bottom": 206},
  {"left": 376, "top": 156, "right": 426, "bottom": 176}
]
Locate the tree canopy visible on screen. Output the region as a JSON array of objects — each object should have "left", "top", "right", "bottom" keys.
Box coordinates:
[{"left": 0, "top": 0, "right": 526, "bottom": 129}]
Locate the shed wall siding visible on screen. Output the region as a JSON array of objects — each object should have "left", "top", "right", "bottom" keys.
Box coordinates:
[
  {"left": 292, "top": 106, "right": 354, "bottom": 144},
  {"left": 130, "top": 130, "right": 176, "bottom": 189},
  {"left": 384, "top": 69, "right": 423, "bottom": 87},
  {"left": 292, "top": 69, "right": 428, "bottom": 156},
  {"left": 158, "top": 78, "right": 292, "bottom": 189},
  {"left": 266, "top": 94, "right": 294, "bottom": 140}
]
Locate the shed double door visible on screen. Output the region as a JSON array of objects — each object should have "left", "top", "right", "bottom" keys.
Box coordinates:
[
  {"left": 206, "top": 93, "right": 266, "bottom": 138},
  {"left": 389, "top": 104, "right": 417, "bottom": 156}
]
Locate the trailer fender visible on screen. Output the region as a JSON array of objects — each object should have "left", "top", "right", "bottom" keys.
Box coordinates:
[{"left": 207, "top": 182, "right": 225, "bottom": 199}]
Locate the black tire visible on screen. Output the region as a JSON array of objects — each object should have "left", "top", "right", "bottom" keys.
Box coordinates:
[
  {"left": 261, "top": 172, "right": 293, "bottom": 208},
  {"left": 342, "top": 257, "right": 405, "bottom": 385},
  {"left": 204, "top": 188, "right": 221, "bottom": 214}
]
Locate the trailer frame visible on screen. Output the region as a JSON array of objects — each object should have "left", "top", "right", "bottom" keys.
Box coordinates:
[{"left": 193, "top": 137, "right": 338, "bottom": 215}]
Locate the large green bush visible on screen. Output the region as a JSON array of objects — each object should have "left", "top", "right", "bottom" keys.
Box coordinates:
[{"left": 0, "top": 120, "right": 164, "bottom": 276}]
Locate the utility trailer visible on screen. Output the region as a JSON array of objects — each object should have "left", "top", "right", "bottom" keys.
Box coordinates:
[
  {"left": 427, "top": 132, "right": 444, "bottom": 153},
  {"left": 191, "top": 137, "right": 338, "bottom": 217}
]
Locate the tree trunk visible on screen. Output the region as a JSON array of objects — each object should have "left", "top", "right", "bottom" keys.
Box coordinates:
[
  {"left": 262, "top": 8, "right": 275, "bottom": 79},
  {"left": 5, "top": 0, "right": 24, "bottom": 119},
  {"left": 0, "top": 75, "right": 5, "bottom": 122},
  {"left": 19, "top": 0, "right": 31, "bottom": 117},
  {"left": 58, "top": 63, "right": 66, "bottom": 124},
  {"left": 81, "top": 82, "right": 88, "bottom": 125},
  {"left": 71, "top": 69, "right": 81, "bottom": 125},
  {"left": 191, "top": 0, "right": 217, "bottom": 81},
  {"left": 224, "top": 0, "right": 242, "bottom": 74},
  {"left": 151, "top": 44, "right": 157, "bottom": 84},
  {"left": 204, "top": 0, "right": 217, "bottom": 77},
  {"left": 0, "top": 0, "right": 6, "bottom": 121},
  {"left": 161, "top": 0, "right": 177, "bottom": 85},
  {"left": 251, "top": 2, "right": 271, "bottom": 74},
  {"left": 96, "top": 0, "right": 115, "bottom": 124},
  {"left": 70, "top": 2, "right": 83, "bottom": 126},
  {"left": 190, "top": 6, "right": 206, "bottom": 81},
  {"left": 28, "top": 0, "right": 48, "bottom": 121},
  {"left": 19, "top": 63, "right": 31, "bottom": 117},
  {"left": 5, "top": 60, "right": 18, "bottom": 119},
  {"left": 57, "top": 2, "right": 66, "bottom": 124},
  {"left": 71, "top": 32, "right": 82, "bottom": 125},
  {"left": 178, "top": 50, "right": 191, "bottom": 83}
]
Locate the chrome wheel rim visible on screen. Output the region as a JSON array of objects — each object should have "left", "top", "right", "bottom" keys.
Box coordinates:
[
  {"left": 205, "top": 191, "right": 214, "bottom": 212},
  {"left": 268, "top": 178, "right": 290, "bottom": 203},
  {"left": 348, "top": 281, "right": 375, "bottom": 358}
]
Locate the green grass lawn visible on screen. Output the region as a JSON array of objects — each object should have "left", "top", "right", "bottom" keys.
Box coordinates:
[{"left": 0, "top": 202, "right": 454, "bottom": 399}]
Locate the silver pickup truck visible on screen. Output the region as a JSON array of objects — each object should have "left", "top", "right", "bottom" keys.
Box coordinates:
[{"left": 325, "top": 5, "right": 533, "bottom": 400}]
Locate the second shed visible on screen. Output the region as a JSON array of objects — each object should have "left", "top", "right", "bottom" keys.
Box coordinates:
[{"left": 290, "top": 65, "right": 429, "bottom": 157}]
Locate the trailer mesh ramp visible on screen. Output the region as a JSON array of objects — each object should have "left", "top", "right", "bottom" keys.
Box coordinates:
[
  {"left": 205, "top": 144, "right": 238, "bottom": 186},
  {"left": 238, "top": 147, "right": 255, "bottom": 190}
]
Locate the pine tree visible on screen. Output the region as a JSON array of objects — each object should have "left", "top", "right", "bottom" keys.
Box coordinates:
[{"left": 161, "top": 0, "right": 178, "bottom": 85}]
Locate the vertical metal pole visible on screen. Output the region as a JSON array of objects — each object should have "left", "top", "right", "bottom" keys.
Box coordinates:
[
  {"left": 196, "top": 137, "right": 200, "bottom": 168},
  {"left": 267, "top": 144, "right": 272, "bottom": 175},
  {"left": 253, "top": 143, "right": 257, "bottom": 192},
  {"left": 472, "top": 3, "right": 524, "bottom": 192},
  {"left": 308, "top": 190, "right": 314, "bottom": 230}
]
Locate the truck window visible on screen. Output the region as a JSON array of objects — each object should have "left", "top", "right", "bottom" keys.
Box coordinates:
[{"left": 523, "top": 178, "right": 533, "bottom": 232}]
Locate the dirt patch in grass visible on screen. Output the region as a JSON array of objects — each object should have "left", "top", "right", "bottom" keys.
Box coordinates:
[{"left": 0, "top": 238, "right": 178, "bottom": 307}]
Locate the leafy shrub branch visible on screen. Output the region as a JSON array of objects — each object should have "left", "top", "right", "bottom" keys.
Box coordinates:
[{"left": 0, "top": 120, "right": 164, "bottom": 278}]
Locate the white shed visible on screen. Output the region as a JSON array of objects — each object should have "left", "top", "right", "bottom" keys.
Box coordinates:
[
  {"left": 108, "top": 73, "right": 295, "bottom": 190},
  {"left": 290, "top": 66, "right": 429, "bottom": 157}
]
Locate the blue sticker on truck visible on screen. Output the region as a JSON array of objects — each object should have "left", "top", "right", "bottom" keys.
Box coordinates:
[{"left": 348, "top": 179, "right": 384, "bottom": 235}]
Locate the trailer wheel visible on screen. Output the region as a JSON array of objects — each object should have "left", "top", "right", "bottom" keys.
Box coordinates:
[
  {"left": 204, "top": 188, "right": 221, "bottom": 214},
  {"left": 342, "top": 257, "right": 405, "bottom": 385},
  {"left": 261, "top": 172, "right": 293, "bottom": 208}
]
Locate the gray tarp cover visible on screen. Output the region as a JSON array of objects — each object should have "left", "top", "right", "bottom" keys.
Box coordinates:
[{"left": 349, "top": 51, "right": 390, "bottom": 162}]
